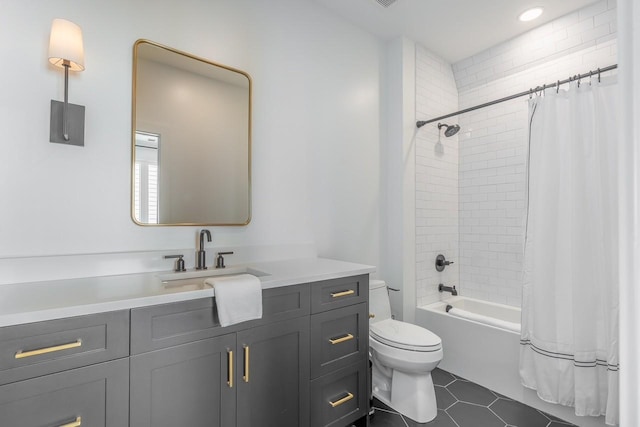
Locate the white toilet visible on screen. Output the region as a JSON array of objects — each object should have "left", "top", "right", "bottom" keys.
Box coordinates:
[{"left": 369, "top": 280, "right": 443, "bottom": 423}]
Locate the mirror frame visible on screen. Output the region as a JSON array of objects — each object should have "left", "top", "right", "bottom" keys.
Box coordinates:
[{"left": 131, "top": 39, "right": 252, "bottom": 226}]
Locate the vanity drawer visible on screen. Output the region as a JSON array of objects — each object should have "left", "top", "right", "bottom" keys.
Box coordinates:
[
  {"left": 310, "top": 362, "right": 367, "bottom": 427},
  {"left": 0, "top": 310, "right": 129, "bottom": 386},
  {"left": 310, "top": 275, "right": 368, "bottom": 314},
  {"left": 131, "top": 298, "right": 218, "bottom": 354},
  {"left": 310, "top": 303, "right": 368, "bottom": 379},
  {"left": 0, "top": 358, "right": 129, "bottom": 427},
  {"left": 131, "top": 284, "right": 310, "bottom": 354}
]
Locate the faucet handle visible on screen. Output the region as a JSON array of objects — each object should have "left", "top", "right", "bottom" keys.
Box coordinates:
[
  {"left": 215, "top": 251, "right": 234, "bottom": 269},
  {"left": 164, "top": 254, "right": 186, "bottom": 272},
  {"left": 435, "top": 254, "right": 454, "bottom": 271}
]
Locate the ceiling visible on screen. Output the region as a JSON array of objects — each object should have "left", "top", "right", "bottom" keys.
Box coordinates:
[{"left": 312, "top": 0, "right": 601, "bottom": 63}]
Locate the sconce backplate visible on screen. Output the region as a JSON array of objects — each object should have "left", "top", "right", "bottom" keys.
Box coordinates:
[{"left": 50, "top": 100, "right": 85, "bottom": 146}]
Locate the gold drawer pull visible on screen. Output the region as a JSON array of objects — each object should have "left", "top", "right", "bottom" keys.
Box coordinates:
[
  {"left": 227, "top": 350, "right": 234, "bottom": 388},
  {"left": 59, "top": 417, "right": 82, "bottom": 427},
  {"left": 15, "top": 339, "right": 82, "bottom": 359},
  {"left": 243, "top": 345, "right": 250, "bottom": 383},
  {"left": 331, "top": 290, "right": 355, "bottom": 298},
  {"left": 329, "top": 334, "right": 354, "bottom": 345},
  {"left": 329, "top": 392, "right": 354, "bottom": 408}
]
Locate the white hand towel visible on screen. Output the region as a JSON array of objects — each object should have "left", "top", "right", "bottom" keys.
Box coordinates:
[{"left": 206, "top": 274, "right": 262, "bottom": 327}]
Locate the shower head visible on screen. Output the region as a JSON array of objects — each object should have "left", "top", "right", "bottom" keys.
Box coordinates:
[{"left": 438, "top": 122, "right": 460, "bottom": 137}]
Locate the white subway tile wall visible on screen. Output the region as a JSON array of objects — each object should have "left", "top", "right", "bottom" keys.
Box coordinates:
[
  {"left": 415, "top": 0, "right": 617, "bottom": 307},
  {"left": 415, "top": 46, "right": 460, "bottom": 308},
  {"left": 452, "top": 0, "right": 617, "bottom": 94},
  {"left": 454, "top": 0, "right": 617, "bottom": 306}
]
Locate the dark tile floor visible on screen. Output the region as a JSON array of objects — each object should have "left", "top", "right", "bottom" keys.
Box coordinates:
[{"left": 369, "top": 368, "right": 577, "bottom": 427}]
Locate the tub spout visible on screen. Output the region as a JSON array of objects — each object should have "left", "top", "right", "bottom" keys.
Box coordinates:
[{"left": 438, "top": 283, "right": 457, "bottom": 296}]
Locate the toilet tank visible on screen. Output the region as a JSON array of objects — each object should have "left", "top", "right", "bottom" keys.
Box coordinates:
[{"left": 369, "top": 280, "right": 392, "bottom": 323}]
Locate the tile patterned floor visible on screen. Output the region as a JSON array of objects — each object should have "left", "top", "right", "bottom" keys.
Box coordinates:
[{"left": 369, "top": 368, "right": 577, "bottom": 427}]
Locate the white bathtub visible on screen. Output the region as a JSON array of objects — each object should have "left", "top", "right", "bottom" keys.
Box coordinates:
[
  {"left": 416, "top": 296, "right": 605, "bottom": 427},
  {"left": 434, "top": 296, "right": 521, "bottom": 333}
]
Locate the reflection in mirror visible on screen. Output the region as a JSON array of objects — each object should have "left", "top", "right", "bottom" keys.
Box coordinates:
[
  {"left": 134, "top": 131, "right": 160, "bottom": 224},
  {"left": 132, "top": 40, "right": 251, "bottom": 226}
]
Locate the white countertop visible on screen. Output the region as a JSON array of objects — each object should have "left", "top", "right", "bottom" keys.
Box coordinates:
[{"left": 0, "top": 258, "right": 375, "bottom": 327}]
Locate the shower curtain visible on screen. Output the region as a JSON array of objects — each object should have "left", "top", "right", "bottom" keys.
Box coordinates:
[{"left": 520, "top": 78, "right": 619, "bottom": 425}]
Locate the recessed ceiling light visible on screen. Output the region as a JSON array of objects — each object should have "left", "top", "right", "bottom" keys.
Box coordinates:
[{"left": 519, "top": 7, "right": 544, "bottom": 22}]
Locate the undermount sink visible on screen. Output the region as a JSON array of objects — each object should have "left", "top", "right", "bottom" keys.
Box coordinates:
[{"left": 157, "top": 266, "right": 270, "bottom": 283}]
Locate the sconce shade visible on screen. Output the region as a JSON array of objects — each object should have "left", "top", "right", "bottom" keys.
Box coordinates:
[{"left": 48, "top": 18, "right": 85, "bottom": 71}]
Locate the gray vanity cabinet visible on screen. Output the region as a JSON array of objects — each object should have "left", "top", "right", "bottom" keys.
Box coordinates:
[
  {"left": 129, "top": 333, "right": 236, "bottom": 427},
  {"left": 0, "top": 358, "right": 129, "bottom": 427},
  {"left": 0, "top": 311, "right": 130, "bottom": 427},
  {"left": 0, "top": 274, "right": 368, "bottom": 427},
  {"left": 129, "top": 317, "right": 310, "bottom": 427},
  {"left": 236, "top": 317, "right": 310, "bottom": 427},
  {"left": 129, "top": 283, "right": 312, "bottom": 427},
  {"left": 310, "top": 274, "right": 369, "bottom": 427}
]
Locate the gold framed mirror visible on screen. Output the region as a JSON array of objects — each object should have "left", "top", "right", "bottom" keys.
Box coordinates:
[{"left": 131, "top": 40, "right": 251, "bottom": 226}]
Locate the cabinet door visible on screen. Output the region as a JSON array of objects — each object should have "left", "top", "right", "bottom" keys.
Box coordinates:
[
  {"left": 130, "top": 333, "right": 236, "bottom": 427},
  {"left": 0, "top": 358, "right": 129, "bottom": 427},
  {"left": 236, "top": 317, "right": 310, "bottom": 427}
]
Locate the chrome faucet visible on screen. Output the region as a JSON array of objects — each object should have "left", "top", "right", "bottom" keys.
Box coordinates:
[
  {"left": 196, "top": 229, "right": 212, "bottom": 270},
  {"left": 438, "top": 283, "right": 458, "bottom": 296}
]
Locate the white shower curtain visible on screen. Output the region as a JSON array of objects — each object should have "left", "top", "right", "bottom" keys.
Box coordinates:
[{"left": 520, "top": 79, "right": 619, "bottom": 425}]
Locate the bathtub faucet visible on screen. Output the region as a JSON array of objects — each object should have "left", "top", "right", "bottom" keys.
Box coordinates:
[{"left": 438, "top": 283, "right": 458, "bottom": 296}]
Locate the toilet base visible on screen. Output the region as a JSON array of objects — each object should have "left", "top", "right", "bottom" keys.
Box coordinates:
[{"left": 372, "top": 370, "right": 437, "bottom": 423}]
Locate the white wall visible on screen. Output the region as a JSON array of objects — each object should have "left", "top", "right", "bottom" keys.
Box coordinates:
[
  {"left": 454, "top": 0, "right": 617, "bottom": 306},
  {"left": 384, "top": 37, "right": 416, "bottom": 321},
  {"left": 617, "top": 1, "right": 640, "bottom": 424},
  {"left": 618, "top": 0, "right": 640, "bottom": 426},
  {"left": 0, "top": 0, "right": 383, "bottom": 282},
  {"left": 414, "top": 47, "right": 460, "bottom": 307}
]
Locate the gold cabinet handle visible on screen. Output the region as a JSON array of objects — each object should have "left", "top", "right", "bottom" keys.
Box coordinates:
[
  {"left": 329, "top": 334, "right": 354, "bottom": 345},
  {"left": 243, "top": 345, "right": 250, "bottom": 383},
  {"left": 331, "top": 290, "right": 355, "bottom": 298},
  {"left": 59, "top": 417, "right": 82, "bottom": 427},
  {"left": 15, "top": 339, "right": 82, "bottom": 359},
  {"left": 227, "top": 350, "right": 234, "bottom": 388},
  {"left": 329, "top": 392, "right": 354, "bottom": 408}
]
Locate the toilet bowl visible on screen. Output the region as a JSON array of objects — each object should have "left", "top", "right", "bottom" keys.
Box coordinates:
[{"left": 369, "top": 280, "right": 443, "bottom": 423}]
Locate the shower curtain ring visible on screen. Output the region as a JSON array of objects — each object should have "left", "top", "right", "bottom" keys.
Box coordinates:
[
  {"left": 542, "top": 84, "right": 546, "bottom": 95},
  {"left": 598, "top": 68, "right": 601, "bottom": 83},
  {"left": 578, "top": 74, "right": 581, "bottom": 88},
  {"left": 556, "top": 80, "right": 560, "bottom": 93},
  {"left": 589, "top": 70, "right": 593, "bottom": 86},
  {"left": 529, "top": 88, "right": 533, "bottom": 99}
]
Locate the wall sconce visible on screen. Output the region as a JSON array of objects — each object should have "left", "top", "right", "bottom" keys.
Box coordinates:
[{"left": 48, "top": 18, "right": 85, "bottom": 146}]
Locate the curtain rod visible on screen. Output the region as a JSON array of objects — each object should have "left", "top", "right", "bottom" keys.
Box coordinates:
[{"left": 416, "top": 63, "right": 618, "bottom": 128}]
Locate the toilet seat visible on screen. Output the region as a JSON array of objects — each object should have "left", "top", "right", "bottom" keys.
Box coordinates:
[{"left": 370, "top": 319, "right": 442, "bottom": 352}]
